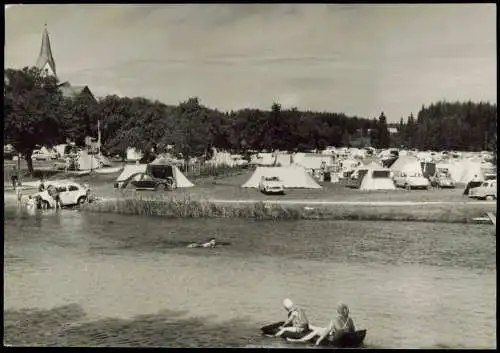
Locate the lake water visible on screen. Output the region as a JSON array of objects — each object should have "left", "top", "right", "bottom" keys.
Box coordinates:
[{"left": 4, "top": 207, "right": 496, "bottom": 348}]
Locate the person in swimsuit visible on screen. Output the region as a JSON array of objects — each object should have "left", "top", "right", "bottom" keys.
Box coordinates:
[
  {"left": 289, "top": 303, "right": 355, "bottom": 345},
  {"left": 274, "top": 298, "right": 310, "bottom": 337},
  {"left": 187, "top": 238, "right": 217, "bottom": 248}
]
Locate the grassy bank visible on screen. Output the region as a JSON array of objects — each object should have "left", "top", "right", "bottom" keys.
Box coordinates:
[{"left": 80, "top": 194, "right": 496, "bottom": 224}]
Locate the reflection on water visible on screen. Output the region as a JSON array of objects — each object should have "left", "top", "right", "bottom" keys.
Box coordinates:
[{"left": 4, "top": 207, "right": 496, "bottom": 348}]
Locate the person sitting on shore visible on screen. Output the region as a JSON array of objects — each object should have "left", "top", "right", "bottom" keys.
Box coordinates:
[
  {"left": 288, "top": 303, "right": 356, "bottom": 346},
  {"left": 274, "top": 298, "right": 310, "bottom": 337}
]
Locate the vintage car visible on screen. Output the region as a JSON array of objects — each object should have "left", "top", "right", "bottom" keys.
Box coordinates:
[
  {"left": 116, "top": 172, "right": 174, "bottom": 191},
  {"left": 34, "top": 181, "right": 90, "bottom": 208},
  {"left": 468, "top": 180, "right": 497, "bottom": 200},
  {"left": 429, "top": 173, "right": 456, "bottom": 189},
  {"left": 31, "top": 149, "right": 53, "bottom": 161},
  {"left": 393, "top": 172, "right": 430, "bottom": 190},
  {"left": 258, "top": 176, "right": 285, "bottom": 195}
]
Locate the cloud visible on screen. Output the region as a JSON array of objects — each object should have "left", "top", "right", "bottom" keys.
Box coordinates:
[{"left": 4, "top": 4, "right": 497, "bottom": 121}]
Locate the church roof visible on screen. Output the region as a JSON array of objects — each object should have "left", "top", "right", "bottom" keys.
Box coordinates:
[
  {"left": 36, "top": 26, "right": 96, "bottom": 102},
  {"left": 58, "top": 81, "right": 96, "bottom": 101}
]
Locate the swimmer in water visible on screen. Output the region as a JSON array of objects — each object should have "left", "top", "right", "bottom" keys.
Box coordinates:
[{"left": 187, "top": 238, "right": 217, "bottom": 248}]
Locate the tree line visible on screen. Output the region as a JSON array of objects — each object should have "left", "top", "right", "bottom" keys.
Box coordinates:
[{"left": 4, "top": 67, "right": 497, "bottom": 172}]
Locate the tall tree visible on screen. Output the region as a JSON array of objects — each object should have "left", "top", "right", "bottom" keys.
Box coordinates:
[
  {"left": 377, "top": 112, "right": 390, "bottom": 148},
  {"left": 4, "top": 67, "right": 66, "bottom": 173}
]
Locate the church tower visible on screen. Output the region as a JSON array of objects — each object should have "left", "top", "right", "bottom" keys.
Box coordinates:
[{"left": 35, "top": 24, "right": 57, "bottom": 79}]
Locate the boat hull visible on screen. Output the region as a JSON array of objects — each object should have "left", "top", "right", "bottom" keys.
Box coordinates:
[{"left": 260, "top": 321, "right": 366, "bottom": 348}]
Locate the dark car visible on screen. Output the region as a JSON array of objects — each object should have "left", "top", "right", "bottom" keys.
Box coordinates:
[{"left": 124, "top": 172, "right": 173, "bottom": 191}]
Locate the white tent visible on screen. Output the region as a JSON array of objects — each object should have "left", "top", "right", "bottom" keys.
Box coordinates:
[
  {"left": 116, "top": 164, "right": 148, "bottom": 182},
  {"left": 293, "top": 153, "right": 335, "bottom": 170},
  {"left": 116, "top": 163, "right": 194, "bottom": 188},
  {"left": 389, "top": 156, "right": 423, "bottom": 177},
  {"left": 458, "top": 159, "right": 484, "bottom": 184},
  {"left": 242, "top": 166, "right": 322, "bottom": 189},
  {"left": 355, "top": 165, "right": 396, "bottom": 190},
  {"left": 126, "top": 147, "right": 143, "bottom": 162},
  {"left": 274, "top": 153, "right": 293, "bottom": 167},
  {"left": 206, "top": 149, "right": 234, "bottom": 167},
  {"left": 77, "top": 151, "right": 101, "bottom": 170},
  {"left": 171, "top": 166, "right": 194, "bottom": 187}
]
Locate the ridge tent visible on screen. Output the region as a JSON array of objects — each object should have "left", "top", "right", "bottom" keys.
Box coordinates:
[
  {"left": 146, "top": 164, "right": 194, "bottom": 188},
  {"left": 76, "top": 150, "right": 101, "bottom": 170},
  {"left": 457, "top": 159, "right": 484, "bottom": 184},
  {"left": 115, "top": 163, "right": 194, "bottom": 188},
  {"left": 116, "top": 164, "right": 148, "bottom": 183},
  {"left": 357, "top": 165, "right": 396, "bottom": 190},
  {"left": 242, "top": 166, "right": 322, "bottom": 189},
  {"left": 347, "top": 164, "right": 396, "bottom": 190},
  {"left": 274, "top": 153, "right": 293, "bottom": 167},
  {"left": 389, "top": 156, "right": 423, "bottom": 178}
]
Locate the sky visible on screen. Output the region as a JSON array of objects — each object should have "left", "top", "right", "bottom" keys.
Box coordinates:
[{"left": 5, "top": 4, "right": 497, "bottom": 122}]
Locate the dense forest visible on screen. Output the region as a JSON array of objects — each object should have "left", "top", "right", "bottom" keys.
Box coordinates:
[{"left": 4, "top": 67, "right": 497, "bottom": 171}]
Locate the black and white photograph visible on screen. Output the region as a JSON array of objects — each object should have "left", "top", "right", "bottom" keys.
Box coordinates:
[{"left": 3, "top": 3, "right": 496, "bottom": 348}]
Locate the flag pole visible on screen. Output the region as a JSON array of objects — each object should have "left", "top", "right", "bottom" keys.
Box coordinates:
[{"left": 97, "top": 119, "right": 101, "bottom": 156}]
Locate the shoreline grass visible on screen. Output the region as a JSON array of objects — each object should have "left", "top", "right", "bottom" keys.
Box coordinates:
[{"left": 80, "top": 194, "right": 496, "bottom": 224}]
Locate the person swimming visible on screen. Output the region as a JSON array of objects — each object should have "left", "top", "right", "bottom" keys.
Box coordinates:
[
  {"left": 274, "top": 298, "right": 310, "bottom": 337},
  {"left": 288, "top": 302, "right": 356, "bottom": 346},
  {"left": 187, "top": 238, "right": 217, "bottom": 248}
]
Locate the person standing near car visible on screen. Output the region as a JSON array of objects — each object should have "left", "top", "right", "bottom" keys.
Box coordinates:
[
  {"left": 16, "top": 182, "right": 23, "bottom": 206},
  {"left": 11, "top": 166, "right": 19, "bottom": 188},
  {"left": 39, "top": 179, "right": 45, "bottom": 192}
]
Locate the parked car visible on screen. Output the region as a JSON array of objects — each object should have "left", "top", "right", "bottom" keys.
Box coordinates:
[
  {"left": 259, "top": 176, "right": 285, "bottom": 195},
  {"left": 429, "top": 174, "right": 456, "bottom": 189},
  {"left": 468, "top": 180, "right": 497, "bottom": 200},
  {"left": 34, "top": 181, "right": 90, "bottom": 208},
  {"left": 394, "top": 172, "right": 430, "bottom": 190},
  {"left": 31, "top": 149, "right": 57, "bottom": 161},
  {"left": 116, "top": 172, "right": 174, "bottom": 191},
  {"left": 4, "top": 149, "right": 17, "bottom": 160}
]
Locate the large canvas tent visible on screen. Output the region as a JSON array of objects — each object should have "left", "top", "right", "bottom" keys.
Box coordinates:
[
  {"left": 353, "top": 167, "right": 396, "bottom": 190},
  {"left": 116, "top": 163, "right": 194, "bottom": 188},
  {"left": 242, "top": 166, "right": 322, "bottom": 189},
  {"left": 116, "top": 164, "right": 148, "bottom": 182},
  {"left": 457, "top": 159, "right": 484, "bottom": 184},
  {"left": 77, "top": 150, "right": 101, "bottom": 170},
  {"left": 389, "top": 156, "right": 424, "bottom": 177},
  {"left": 347, "top": 162, "right": 396, "bottom": 190}
]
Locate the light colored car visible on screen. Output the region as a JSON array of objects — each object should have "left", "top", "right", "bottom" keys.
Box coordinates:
[
  {"left": 394, "top": 173, "right": 430, "bottom": 190},
  {"left": 31, "top": 150, "right": 52, "bottom": 161},
  {"left": 34, "top": 181, "right": 90, "bottom": 208},
  {"left": 469, "top": 180, "right": 497, "bottom": 200},
  {"left": 258, "top": 176, "right": 285, "bottom": 195},
  {"left": 430, "top": 174, "right": 456, "bottom": 189}
]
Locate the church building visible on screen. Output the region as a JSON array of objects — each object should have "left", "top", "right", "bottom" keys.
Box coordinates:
[{"left": 36, "top": 25, "right": 96, "bottom": 103}]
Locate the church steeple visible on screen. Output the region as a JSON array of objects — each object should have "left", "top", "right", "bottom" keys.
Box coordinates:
[{"left": 35, "top": 23, "right": 57, "bottom": 79}]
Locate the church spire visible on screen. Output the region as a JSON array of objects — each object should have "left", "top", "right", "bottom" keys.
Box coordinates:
[{"left": 35, "top": 23, "right": 57, "bottom": 79}]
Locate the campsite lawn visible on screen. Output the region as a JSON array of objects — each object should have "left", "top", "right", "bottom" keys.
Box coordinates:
[
  {"left": 4, "top": 162, "right": 485, "bottom": 204},
  {"left": 85, "top": 169, "right": 475, "bottom": 204}
]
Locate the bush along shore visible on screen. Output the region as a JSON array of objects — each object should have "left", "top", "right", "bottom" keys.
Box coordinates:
[{"left": 80, "top": 194, "right": 496, "bottom": 224}]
